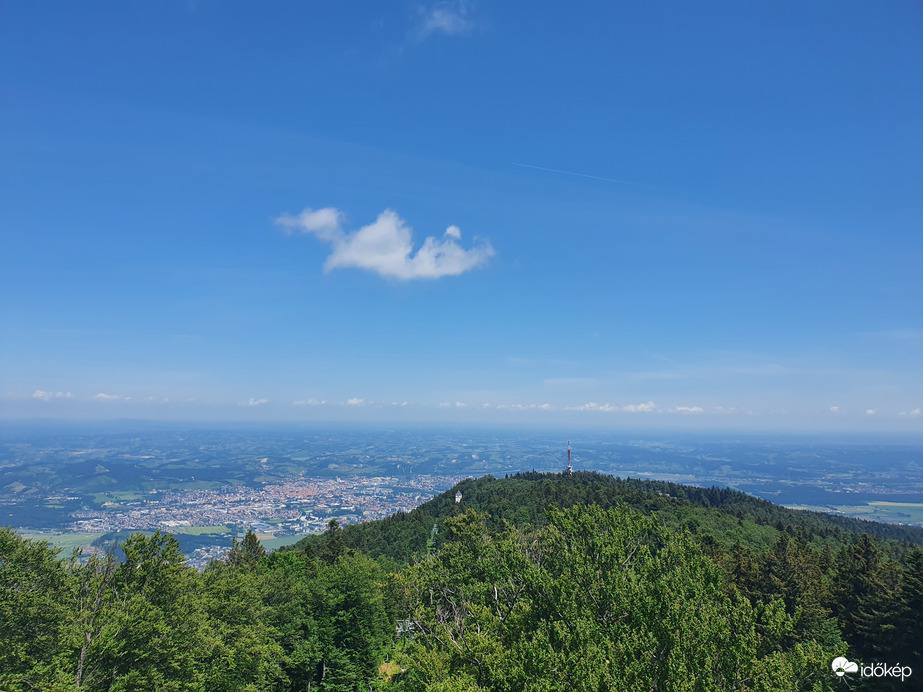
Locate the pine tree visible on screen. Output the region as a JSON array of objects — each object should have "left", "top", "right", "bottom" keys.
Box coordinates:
[
  {"left": 898, "top": 548, "right": 923, "bottom": 660},
  {"left": 321, "top": 518, "right": 348, "bottom": 564},
  {"left": 228, "top": 529, "right": 267, "bottom": 568},
  {"left": 833, "top": 535, "right": 904, "bottom": 659}
]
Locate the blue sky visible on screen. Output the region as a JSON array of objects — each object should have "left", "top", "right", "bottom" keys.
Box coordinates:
[{"left": 1, "top": 1, "right": 921, "bottom": 431}]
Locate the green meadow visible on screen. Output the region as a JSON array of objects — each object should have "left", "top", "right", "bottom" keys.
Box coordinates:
[{"left": 17, "top": 532, "right": 103, "bottom": 553}]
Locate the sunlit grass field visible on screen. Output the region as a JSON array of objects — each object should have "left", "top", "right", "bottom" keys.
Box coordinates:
[{"left": 18, "top": 532, "right": 103, "bottom": 553}]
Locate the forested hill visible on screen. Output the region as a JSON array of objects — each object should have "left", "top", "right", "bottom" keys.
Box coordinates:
[{"left": 288, "top": 470, "right": 923, "bottom": 561}]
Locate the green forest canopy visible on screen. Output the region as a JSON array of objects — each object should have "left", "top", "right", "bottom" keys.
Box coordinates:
[{"left": 3, "top": 471, "right": 922, "bottom": 691}]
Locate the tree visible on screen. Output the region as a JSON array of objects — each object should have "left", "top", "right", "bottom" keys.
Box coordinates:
[
  {"left": 228, "top": 530, "right": 266, "bottom": 569},
  {"left": 898, "top": 548, "right": 923, "bottom": 661},
  {"left": 198, "top": 558, "right": 287, "bottom": 690},
  {"left": 833, "top": 535, "right": 903, "bottom": 658},
  {"left": 72, "top": 551, "right": 117, "bottom": 689},
  {"left": 321, "top": 519, "right": 348, "bottom": 564},
  {"left": 0, "top": 528, "right": 75, "bottom": 690},
  {"left": 83, "top": 531, "right": 210, "bottom": 690},
  {"left": 313, "top": 551, "right": 392, "bottom": 690}
]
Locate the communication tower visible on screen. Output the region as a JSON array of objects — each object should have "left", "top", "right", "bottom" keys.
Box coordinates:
[{"left": 563, "top": 441, "right": 574, "bottom": 476}]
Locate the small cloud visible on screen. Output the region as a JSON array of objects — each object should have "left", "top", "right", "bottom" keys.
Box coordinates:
[
  {"left": 94, "top": 393, "right": 131, "bottom": 402},
  {"left": 830, "top": 406, "right": 840, "bottom": 413},
  {"left": 437, "top": 402, "right": 452, "bottom": 408},
  {"left": 277, "top": 207, "right": 494, "bottom": 280},
  {"left": 276, "top": 207, "right": 344, "bottom": 241},
  {"left": 455, "top": 401, "right": 467, "bottom": 408},
  {"left": 419, "top": 1, "right": 475, "bottom": 37},
  {"left": 293, "top": 398, "right": 326, "bottom": 406},
  {"left": 898, "top": 408, "right": 921, "bottom": 418},
  {"left": 866, "top": 409, "right": 876, "bottom": 416},
  {"left": 33, "top": 390, "right": 73, "bottom": 401},
  {"left": 391, "top": 401, "right": 408, "bottom": 407},
  {"left": 623, "top": 401, "right": 657, "bottom": 413},
  {"left": 346, "top": 397, "right": 366, "bottom": 407},
  {"left": 673, "top": 406, "right": 704, "bottom": 414},
  {"left": 566, "top": 402, "right": 617, "bottom": 412},
  {"left": 242, "top": 398, "right": 269, "bottom": 407}
]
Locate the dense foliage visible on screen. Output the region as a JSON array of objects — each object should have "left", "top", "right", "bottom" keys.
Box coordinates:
[
  {"left": 3, "top": 472, "right": 922, "bottom": 690},
  {"left": 1, "top": 523, "right": 392, "bottom": 691},
  {"left": 290, "top": 471, "right": 923, "bottom": 562}
]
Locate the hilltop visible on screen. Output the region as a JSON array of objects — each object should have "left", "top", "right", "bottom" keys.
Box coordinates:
[{"left": 288, "top": 470, "right": 923, "bottom": 561}]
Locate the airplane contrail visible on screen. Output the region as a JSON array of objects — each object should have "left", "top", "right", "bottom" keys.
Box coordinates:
[{"left": 511, "top": 162, "right": 664, "bottom": 190}]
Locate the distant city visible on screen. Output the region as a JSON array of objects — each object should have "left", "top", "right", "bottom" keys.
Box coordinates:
[{"left": 68, "top": 475, "right": 466, "bottom": 535}]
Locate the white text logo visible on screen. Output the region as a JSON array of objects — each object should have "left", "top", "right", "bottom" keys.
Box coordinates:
[{"left": 831, "top": 657, "right": 913, "bottom": 682}]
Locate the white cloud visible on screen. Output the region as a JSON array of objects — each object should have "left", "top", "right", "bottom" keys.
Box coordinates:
[
  {"left": 242, "top": 398, "right": 268, "bottom": 407},
  {"left": 566, "top": 402, "right": 617, "bottom": 412},
  {"left": 276, "top": 207, "right": 343, "bottom": 241},
  {"left": 277, "top": 207, "right": 494, "bottom": 280},
  {"left": 866, "top": 409, "right": 876, "bottom": 416},
  {"left": 673, "top": 406, "right": 704, "bottom": 414},
  {"left": 33, "top": 390, "right": 73, "bottom": 401},
  {"left": 496, "top": 402, "right": 551, "bottom": 411},
  {"left": 419, "top": 2, "right": 475, "bottom": 37},
  {"left": 346, "top": 397, "right": 366, "bottom": 407},
  {"left": 898, "top": 408, "right": 921, "bottom": 418},
  {"left": 293, "top": 398, "right": 326, "bottom": 406},
  {"left": 94, "top": 393, "right": 131, "bottom": 402},
  {"left": 830, "top": 406, "right": 840, "bottom": 413},
  {"left": 623, "top": 401, "right": 657, "bottom": 413},
  {"left": 455, "top": 401, "right": 467, "bottom": 408}
]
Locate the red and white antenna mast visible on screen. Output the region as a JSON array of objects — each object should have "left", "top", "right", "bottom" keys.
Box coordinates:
[{"left": 564, "top": 441, "right": 573, "bottom": 476}]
